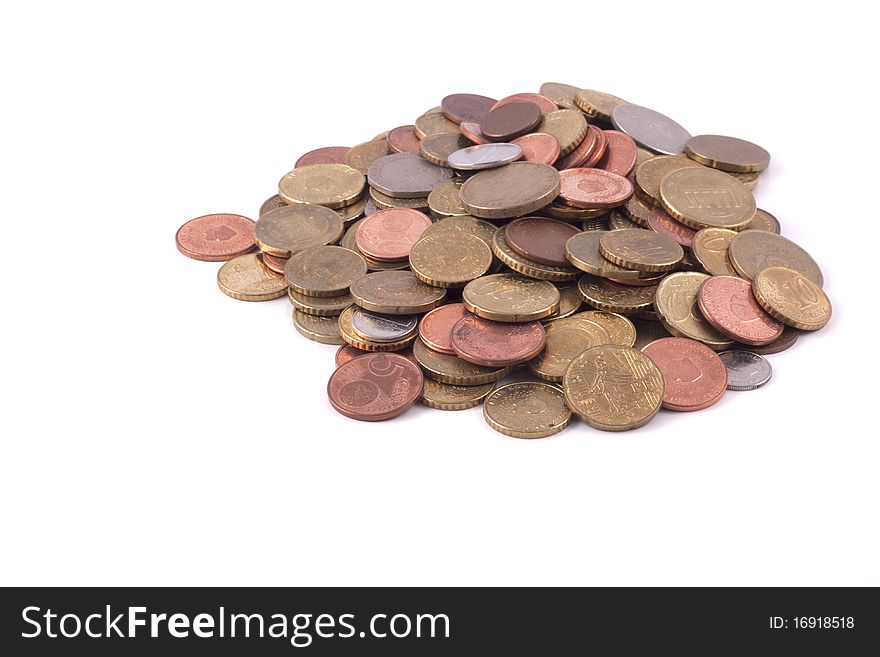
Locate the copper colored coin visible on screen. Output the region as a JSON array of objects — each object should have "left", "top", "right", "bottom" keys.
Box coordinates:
[
  {"left": 259, "top": 194, "right": 286, "bottom": 218},
  {"left": 479, "top": 102, "right": 543, "bottom": 141},
  {"left": 387, "top": 125, "right": 420, "bottom": 154},
  {"left": 327, "top": 352, "right": 424, "bottom": 421},
  {"left": 451, "top": 314, "right": 546, "bottom": 367},
  {"left": 367, "top": 152, "right": 453, "bottom": 199},
  {"left": 607, "top": 273, "right": 666, "bottom": 286},
  {"left": 697, "top": 275, "right": 784, "bottom": 346},
  {"left": 335, "top": 344, "right": 415, "bottom": 367},
  {"left": 418, "top": 303, "right": 469, "bottom": 355},
  {"left": 441, "top": 93, "right": 497, "bottom": 124},
  {"left": 504, "top": 217, "right": 581, "bottom": 267},
  {"left": 294, "top": 146, "right": 350, "bottom": 168},
  {"left": 175, "top": 213, "right": 256, "bottom": 262},
  {"left": 355, "top": 208, "right": 432, "bottom": 261},
  {"left": 580, "top": 126, "right": 608, "bottom": 168},
  {"left": 261, "top": 252, "right": 288, "bottom": 274},
  {"left": 737, "top": 325, "right": 799, "bottom": 355},
  {"left": 641, "top": 337, "right": 727, "bottom": 411},
  {"left": 559, "top": 168, "right": 634, "bottom": 209},
  {"left": 595, "top": 130, "right": 638, "bottom": 178},
  {"left": 554, "top": 124, "right": 601, "bottom": 170},
  {"left": 512, "top": 132, "right": 560, "bottom": 165},
  {"left": 646, "top": 208, "right": 698, "bottom": 247},
  {"left": 459, "top": 121, "right": 489, "bottom": 145},
  {"left": 492, "top": 93, "right": 558, "bottom": 115}
]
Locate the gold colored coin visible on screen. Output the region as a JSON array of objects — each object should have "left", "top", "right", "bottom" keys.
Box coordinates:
[
  {"left": 654, "top": 272, "right": 734, "bottom": 349},
  {"left": 420, "top": 214, "right": 497, "bottom": 249},
  {"left": 483, "top": 382, "right": 572, "bottom": 439},
  {"left": 460, "top": 162, "right": 561, "bottom": 219},
  {"left": 752, "top": 266, "right": 831, "bottom": 331},
  {"left": 684, "top": 134, "right": 771, "bottom": 173},
  {"left": 728, "top": 230, "right": 824, "bottom": 286},
  {"left": 536, "top": 109, "right": 588, "bottom": 156},
  {"left": 581, "top": 217, "right": 610, "bottom": 232},
  {"left": 599, "top": 229, "right": 683, "bottom": 273},
  {"left": 278, "top": 163, "right": 365, "bottom": 209},
  {"left": 608, "top": 210, "right": 642, "bottom": 231},
  {"left": 409, "top": 232, "right": 493, "bottom": 288},
  {"left": 336, "top": 196, "right": 366, "bottom": 223},
  {"left": 419, "top": 133, "right": 471, "bottom": 167},
  {"left": 284, "top": 245, "right": 367, "bottom": 297},
  {"left": 730, "top": 170, "right": 759, "bottom": 190},
  {"left": 427, "top": 178, "right": 469, "bottom": 218},
  {"left": 463, "top": 273, "right": 560, "bottom": 322},
  {"left": 349, "top": 270, "right": 446, "bottom": 314},
  {"left": 576, "top": 274, "right": 657, "bottom": 314},
  {"left": 343, "top": 139, "right": 390, "bottom": 175},
  {"left": 748, "top": 208, "right": 780, "bottom": 234},
  {"left": 636, "top": 148, "right": 656, "bottom": 167},
  {"left": 621, "top": 193, "right": 654, "bottom": 227},
  {"left": 529, "top": 311, "right": 636, "bottom": 382},
  {"left": 217, "top": 253, "right": 288, "bottom": 301},
  {"left": 369, "top": 187, "right": 429, "bottom": 210},
  {"left": 421, "top": 379, "right": 496, "bottom": 411},
  {"left": 659, "top": 167, "right": 756, "bottom": 231},
  {"left": 543, "top": 284, "right": 583, "bottom": 323},
  {"left": 492, "top": 228, "right": 579, "bottom": 282},
  {"left": 254, "top": 204, "right": 343, "bottom": 257},
  {"left": 292, "top": 309, "right": 344, "bottom": 345},
  {"left": 564, "top": 231, "right": 644, "bottom": 280},
  {"left": 634, "top": 155, "right": 703, "bottom": 206},
  {"left": 692, "top": 227, "right": 739, "bottom": 276},
  {"left": 337, "top": 306, "right": 417, "bottom": 351},
  {"left": 414, "top": 110, "right": 459, "bottom": 139},
  {"left": 412, "top": 338, "right": 512, "bottom": 385},
  {"left": 574, "top": 88, "right": 626, "bottom": 121},
  {"left": 288, "top": 288, "right": 353, "bottom": 316},
  {"left": 542, "top": 201, "right": 608, "bottom": 221},
  {"left": 563, "top": 345, "right": 664, "bottom": 431},
  {"left": 539, "top": 82, "right": 582, "bottom": 110}
]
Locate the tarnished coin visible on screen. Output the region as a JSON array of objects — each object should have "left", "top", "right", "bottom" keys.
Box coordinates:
[
  {"left": 254, "top": 204, "right": 344, "bottom": 257},
  {"left": 259, "top": 194, "right": 287, "bottom": 218},
  {"left": 355, "top": 208, "right": 432, "bottom": 262},
  {"left": 369, "top": 187, "right": 430, "bottom": 211},
  {"left": 409, "top": 232, "right": 493, "bottom": 288},
  {"left": 728, "top": 230, "right": 824, "bottom": 286},
  {"left": 418, "top": 303, "right": 469, "bottom": 354},
  {"left": 749, "top": 208, "right": 781, "bottom": 234},
  {"left": 599, "top": 229, "right": 683, "bottom": 273},
  {"left": 511, "top": 132, "right": 560, "bottom": 165},
  {"left": 480, "top": 101, "right": 542, "bottom": 141},
  {"left": 539, "top": 82, "right": 581, "bottom": 109},
  {"left": 565, "top": 232, "right": 644, "bottom": 280},
  {"left": 719, "top": 350, "right": 772, "bottom": 391},
  {"left": 350, "top": 307, "right": 419, "bottom": 343},
  {"left": 463, "top": 273, "right": 560, "bottom": 322},
  {"left": 337, "top": 306, "right": 416, "bottom": 352},
  {"left": 492, "top": 93, "right": 557, "bottom": 115},
  {"left": 414, "top": 110, "right": 459, "bottom": 140},
  {"left": 559, "top": 168, "right": 633, "bottom": 209},
  {"left": 294, "top": 146, "right": 350, "bottom": 168},
  {"left": 483, "top": 382, "right": 572, "bottom": 439},
  {"left": 529, "top": 311, "right": 636, "bottom": 382},
  {"left": 451, "top": 314, "right": 546, "bottom": 367},
  {"left": 412, "top": 338, "right": 512, "bottom": 385},
  {"left": 611, "top": 103, "right": 691, "bottom": 155},
  {"left": 634, "top": 155, "right": 703, "bottom": 206},
  {"left": 459, "top": 121, "right": 488, "bottom": 145},
  {"left": 596, "top": 130, "right": 639, "bottom": 178},
  {"left": 505, "top": 217, "right": 581, "bottom": 267},
  {"left": 327, "top": 352, "right": 424, "bottom": 421},
  {"left": 293, "top": 309, "right": 344, "bottom": 345},
  {"left": 697, "top": 275, "right": 784, "bottom": 346},
  {"left": 641, "top": 337, "right": 727, "bottom": 411},
  {"left": 419, "top": 133, "right": 472, "bottom": 167},
  {"left": 421, "top": 214, "right": 497, "bottom": 249},
  {"left": 284, "top": 245, "right": 367, "bottom": 297},
  {"left": 446, "top": 143, "right": 523, "bottom": 170},
  {"left": 421, "top": 379, "right": 496, "bottom": 411},
  {"left": 740, "top": 325, "right": 799, "bottom": 355},
  {"left": 460, "top": 162, "right": 561, "bottom": 219},
  {"left": 344, "top": 139, "right": 390, "bottom": 175},
  {"left": 492, "top": 228, "right": 579, "bottom": 282},
  {"left": 176, "top": 213, "right": 256, "bottom": 262},
  {"left": 427, "top": 178, "right": 469, "bottom": 218},
  {"left": 555, "top": 124, "right": 601, "bottom": 169},
  {"left": 645, "top": 208, "right": 697, "bottom": 248},
  {"left": 563, "top": 345, "right": 664, "bottom": 431},
  {"left": 278, "top": 163, "right": 365, "bottom": 209},
  {"left": 654, "top": 272, "right": 734, "bottom": 349},
  {"left": 752, "top": 266, "right": 832, "bottom": 331},
  {"left": 660, "top": 167, "right": 756, "bottom": 231},
  {"left": 288, "top": 288, "right": 353, "bottom": 316},
  {"left": 684, "top": 134, "right": 771, "bottom": 173},
  {"left": 692, "top": 227, "right": 739, "bottom": 276},
  {"left": 537, "top": 109, "right": 588, "bottom": 156},
  {"left": 367, "top": 153, "right": 453, "bottom": 199},
  {"left": 575, "top": 88, "right": 627, "bottom": 121},
  {"left": 387, "top": 125, "right": 421, "bottom": 154},
  {"left": 441, "top": 93, "right": 497, "bottom": 123},
  {"left": 217, "top": 253, "right": 288, "bottom": 301},
  {"left": 576, "top": 274, "right": 657, "bottom": 313},
  {"left": 350, "top": 270, "right": 446, "bottom": 315}
]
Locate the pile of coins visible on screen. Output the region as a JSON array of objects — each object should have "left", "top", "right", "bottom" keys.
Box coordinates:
[{"left": 176, "top": 83, "right": 832, "bottom": 437}]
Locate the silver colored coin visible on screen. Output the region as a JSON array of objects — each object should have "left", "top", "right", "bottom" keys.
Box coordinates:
[
  {"left": 718, "top": 350, "right": 772, "bottom": 391},
  {"left": 351, "top": 307, "right": 419, "bottom": 342},
  {"left": 446, "top": 143, "right": 524, "bottom": 170},
  {"left": 366, "top": 152, "right": 453, "bottom": 199},
  {"left": 611, "top": 103, "right": 692, "bottom": 155}
]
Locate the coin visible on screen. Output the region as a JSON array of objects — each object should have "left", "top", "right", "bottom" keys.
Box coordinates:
[
  {"left": 555, "top": 124, "right": 601, "bottom": 169},
  {"left": 369, "top": 187, "right": 430, "bottom": 211},
  {"left": 607, "top": 272, "right": 666, "bottom": 287},
  {"left": 480, "top": 101, "right": 542, "bottom": 141},
  {"left": 483, "top": 382, "right": 572, "bottom": 439},
  {"left": 575, "top": 88, "right": 627, "bottom": 121},
  {"left": 595, "top": 130, "right": 638, "bottom": 177},
  {"left": 692, "top": 227, "right": 738, "bottom": 276},
  {"left": 259, "top": 194, "right": 287, "bottom": 218},
  {"left": 409, "top": 232, "right": 493, "bottom": 288},
  {"left": 565, "top": 232, "right": 644, "bottom": 280},
  {"left": 327, "top": 352, "right": 424, "bottom": 421},
  {"left": 492, "top": 93, "right": 557, "bottom": 115},
  {"left": 412, "top": 338, "right": 512, "bottom": 385},
  {"left": 654, "top": 272, "right": 734, "bottom": 349},
  {"left": 559, "top": 168, "right": 633, "bottom": 209},
  {"left": 634, "top": 155, "right": 703, "bottom": 206},
  {"left": 537, "top": 109, "right": 588, "bottom": 156},
  {"left": 563, "top": 345, "right": 664, "bottom": 431},
  {"left": 262, "top": 252, "right": 288, "bottom": 274},
  {"left": 543, "top": 199, "right": 608, "bottom": 221},
  {"left": 641, "top": 337, "right": 727, "bottom": 411},
  {"left": 697, "top": 275, "right": 784, "bottom": 345},
  {"left": 343, "top": 139, "right": 390, "bottom": 175},
  {"left": 739, "top": 325, "right": 799, "bottom": 355},
  {"left": 718, "top": 350, "right": 772, "bottom": 391},
  {"left": 337, "top": 306, "right": 416, "bottom": 352},
  {"left": 463, "top": 273, "right": 560, "bottom": 322},
  {"left": 446, "top": 143, "right": 523, "bottom": 170},
  {"left": 511, "top": 132, "right": 560, "bottom": 165},
  {"left": 608, "top": 210, "right": 642, "bottom": 231},
  {"left": 632, "top": 317, "right": 672, "bottom": 350},
  {"left": 660, "top": 167, "right": 756, "bottom": 231},
  {"left": 459, "top": 121, "right": 488, "bottom": 145},
  {"left": 611, "top": 103, "right": 691, "bottom": 155},
  {"left": 350, "top": 307, "right": 419, "bottom": 342},
  {"left": 441, "top": 93, "right": 496, "bottom": 123},
  {"left": 355, "top": 208, "right": 432, "bottom": 262},
  {"left": 420, "top": 214, "right": 497, "bottom": 249},
  {"left": 460, "top": 162, "right": 561, "bottom": 219},
  {"left": 367, "top": 152, "right": 453, "bottom": 199},
  {"left": 451, "top": 314, "right": 546, "bottom": 367},
  {"left": 176, "top": 213, "right": 256, "bottom": 262},
  {"left": 217, "top": 253, "right": 288, "bottom": 301},
  {"left": 752, "top": 266, "right": 832, "bottom": 331},
  {"left": 288, "top": 288, "right": 353, "bottom": 316},
  {"left": 576, "top": 274, "right": 657, "bottom": 313},
  {"left": 731, "top": 170, "right": 760, "bottom": 190},
  {"left": 684, "top": 134, "right": 770, "bottom": 173},
  {"left": 749, "top": 208, "right": 781, "bottom": 234},
  {"left": 492, "top": 228, "right": 579, "bottom": 282},
  {"left": 645, "top": 208, "right": 697, "bottom": 247},
  {"left": 414, "top": 110, "right": 459, "bottom": 139},
  {"left": 335, "top": 344, "right": 369, "bottom": 366},
  {"left": 621, "top": 193, "right": 654, "bottom": 227},
  {"left": 293, "top": 309, "right": 344, "bottom": 345},
  {"left": 387, "top": 125, "right": 421, "bottom": 154},
  {"left": 254, "top": 204, "right": 344, "bottom": 257},
  {"left": 421, "top": 379, "right": 496, "bottom": 411},
  {"left": 529, "top": 311, "right": 636, "bottom": 382},
  {"left": 335, "top": 196, "right": 366, "bottom": 224},
  {"left": 544, "top": 284, "right": 583, "bottom": 323},
  {"left": 418, "top": 303, "right": 469, "bottom": 354},
  {"left": 283, "top": 245, "right": 367, "bottom": 297},
  {"left": 637, "top": 148, "right": 655, "bottom": 166},
  {"left": 728, "top": 230, "right": 824, "bottom": 286},
  {"left": 505, "top": 217, "right": 581, "bottom": 267},
  {"left": 294, "top": 146, "right": 350, "bottom": 168},
  {"left": 599, "top": 229, "right": 683, "bottom": 272},
  {"left": 419, "top": 132, "right": 472, "bottom": 167},
  {"left": 539, "top": 82, "right": 581, "bottom": 110},
  {"left": 278, "top": 163, "right": 365, "bottom": 209},
  {"left": 350, "top": 270, "right": 446, "bottom": 314},
  {"left": 427, "top": 178, "right": 469, "bottom": 218}
]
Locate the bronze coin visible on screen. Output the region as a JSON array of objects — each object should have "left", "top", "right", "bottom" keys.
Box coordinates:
[
  {"left": 284, "top": 245, "right": 368, "bottom": 297},
  {"left": 441, "top": 93, "right": 497, "bottom": 123},
  {"left": 559, "top": 168, "right": 634, "bottom": 209},
  {"left": 412, "top": 337, "right": 512, "bottom": 385},
  {"left": 259, "top": 194, "right": 286, "bottom": 218},
  {"left": 697, "top": 275, "right": 784, "bottom": 346},
  {"left": 355, "top": 208, "right": 432, "bottom": 262},
  {"left": 728, "top": 230, "right": 824, "bottom": 286},
  {"left": 254, "top": 204, "right": 343, "bottom": 257},
  {"left": 419, "top": 132, "right": 472, "bottom": 167},
  {"left": 595, "top": 130, "right": 638, "bottom": 178},
  {"left": 459, "top": 121, "right": 489, "bottom": 145},
  {"left": 577, "top": 274, "right": 658, "bottom": 313},
  {"left": 554, "top": 124, "right": 600, "bottom": 169},
  {"left": 634, "top": 155, "right": 702, "bottom": 207},
  {"left": 175, "top": 213, "right": 256, "bottom": 262},
  {"left": 565, "top": 232, "right": 644, "bottom": 280},
  {"left": 335, "top": 344, "right": 369, "bottom": 367},
  {"left": 349, "top": 270, "right": 446, "bottom": 315},
  {"left": 504, "top": 216, "right": 581, "bottom": 267},
  {"left": 581, "top": 126, "right": 608, "bottom": 168},
  {"left": 479, "top": 101, "right": 543, "bottom": 141},
  {"left": 421, "top": 214, "right": 497, "bottom": 249},
  {"left": 492, "top": 93, "right": 557, "bottom": 115},
  {"left": 288, "top": 288, "right": 353, "bottom": 316},
  {"left": 414, "top": 107, "right": 460, "bottom": 139},
  {"left": 539, "top": 82, "right": 581, "bottom": 109},
  {"left": 387, "top": 125, "right": 421, "bottom": 154},
  {"left": 327, "top": 352, "right": 424, "bottom": 421},
  {"left": 645, "top": 208, "right": 698, "bottom": 247},
  {"left": 684, "top": 134, "right": 771, "bottom": 173},
  {"left": 737, "top": 325, "right": 798, "bottom": 355},
  {"left": 418, "top": 303, "right": 469, "bottom": 354},
  {"left": 607, "top": 272, "right": 666, "bottom": 287},
  {"left": 367, "top": 152, "right": 453, "bottom": 199},
  {"left": 262, "top": 252, "right": 288, "bottom": 274},
  {"left": 574, "top": 89, "right": 627, "bottom": 122},
  {"left": 537, "top": 109, "right": 588, "bottom": 156},
  {"left": 426, "top": 178, "right": 469, "bottom": 219},
  {"left": 451, "top": 314, "right": 546, "bottom": 367},
  {"left": 749, "top": 208, "right": 781, "bottom": 234},
  {"left": 369, "top": 187, "right": 430, "bottom": 211},
  {"left": 511, "top": 132, "right": 560, "bottom": 165},
  {"left": 692, "top": 227, "right": 739, "bottom": 276},
  {"left": 294, "top": 146, "right": 350, "bottom": 168},
  {"left": 460, "top": 162, "right": 561, "bottom": 219},
  {"left": 492, "top": 228, "right": 579, "bottom": 282},
  {"left": 343, "top": 139, "right": 390, "bottom": 175},
  {"left": 641, "top": 337, "right": 727, "bottom": 411},
  {"left": 599, "top": 229, "right": 683, "bottom": 273}
]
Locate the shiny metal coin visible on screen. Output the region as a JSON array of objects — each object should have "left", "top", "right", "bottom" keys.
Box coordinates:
[
  {"left": 718, "top": 350, "right": 772, "bottom": 391},
  {"left": 446, "top": 143, "right": 523, "bottom": 170},
  {"left": 611, "top": 103, "right": 692, "bottom": 155}
]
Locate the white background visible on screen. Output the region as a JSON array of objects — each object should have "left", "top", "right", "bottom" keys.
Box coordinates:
[{"left": 1, "top": 1, "right": 877, "bottom": 586}]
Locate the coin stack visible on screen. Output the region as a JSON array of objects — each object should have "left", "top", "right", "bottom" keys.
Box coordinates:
[{"left": 176, "top": 83, "right": 832, "bottom": 437}]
